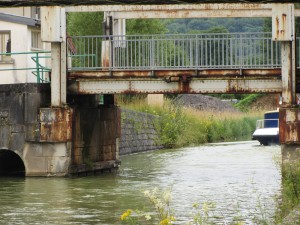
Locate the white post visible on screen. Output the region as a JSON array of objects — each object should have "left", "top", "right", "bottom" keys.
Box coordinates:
[
  {"left": 281, "top": 41, "right": 296, "bottom": 106},
  {"left": 41, "top": 6, "right": 67, "bottom": 106},
  {"left": 51, "top": 43, "right": 61, "bottom": 106},
  {"left": 60, "top": 8, "right": 67, "bottom": 105},
  {"left": 272, "top": 3, "right": 295, "bottom": 106}
]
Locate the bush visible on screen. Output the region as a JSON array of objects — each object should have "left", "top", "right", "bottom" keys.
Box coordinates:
[{"left": 118, "top": 96, "right": 259, "bottom": 148}]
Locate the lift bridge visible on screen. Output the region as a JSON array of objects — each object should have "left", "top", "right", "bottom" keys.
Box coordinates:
[
  {"left": 0, "top": 3, "right": 299, "bottom": 176},
  {"left": 66, "top": 32, "right": 294, "bottom": 95}
]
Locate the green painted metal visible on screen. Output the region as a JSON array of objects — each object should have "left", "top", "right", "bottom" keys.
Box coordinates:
[{"left": 0, "top": 51, "right": 51, "bottom": 83}]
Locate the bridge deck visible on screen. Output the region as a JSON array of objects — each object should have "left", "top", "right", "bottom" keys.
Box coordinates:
[
  {"left": 1, "top": 32, "right": 297, "bottom": 94},
  {"left": 67, "top": 68, "right": 285, "bottom": 94}
]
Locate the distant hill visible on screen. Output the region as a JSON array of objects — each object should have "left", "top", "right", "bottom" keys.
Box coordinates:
[{"left": 165, "top": 18, "right": 265, "bottom": 34}]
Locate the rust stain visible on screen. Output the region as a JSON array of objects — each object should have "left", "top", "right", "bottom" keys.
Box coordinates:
[
  {"left": 178, "top": 75, "right": 191, "bottom": 93},
  {"left": 68, "top": 68, "right": 282, "bottom": 80},
  {"left": 279, "top": 108, "right": 300, "bottom": 144},
  {"left": 39, "top": 108, "right": 73, "bottom": 142},
  {"left": 282, "top": 13, "right": 287, "bottom": 31}
]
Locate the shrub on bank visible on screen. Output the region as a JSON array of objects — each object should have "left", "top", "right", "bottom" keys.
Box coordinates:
[
  {"left": 276, "top": 157, "right": 300, "bottom": 224},
  {"left": 119, "top": 98, "right": 259, "bottom": 148}
]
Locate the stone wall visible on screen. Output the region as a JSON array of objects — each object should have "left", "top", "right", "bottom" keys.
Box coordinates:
[{"left": 119, "top": 109, "right": 163, "bottom": 155}]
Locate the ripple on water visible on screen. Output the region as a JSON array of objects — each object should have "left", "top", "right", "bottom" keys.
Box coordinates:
[{"left": 0, "top": 141, "right": 281, "bottom": 224}]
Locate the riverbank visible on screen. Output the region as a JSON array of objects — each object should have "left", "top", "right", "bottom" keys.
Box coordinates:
[{"left": 119, "top": 96, "right": 261, "bottom": 149}]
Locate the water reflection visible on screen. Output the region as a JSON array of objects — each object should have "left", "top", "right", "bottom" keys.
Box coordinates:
[{"left": 0, "top": 141, "right": 280, "bottom": 224}]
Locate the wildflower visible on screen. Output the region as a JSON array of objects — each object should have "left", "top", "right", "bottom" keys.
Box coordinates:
[
  {"left": 159, "top": 218, "right": 171, "bottom": 225},
  {"left": 162, "top": 191, "right": 172, "bottom": 204},
  {"left": 202, "top": 202, "right": 210, "bottom": 214},
  {"left": 143, "top": 190, "right": 150, "bottom": 197},
  {"left": 120, "top": 209, "right": 132, "bottom": 221},
  {"left": 145, "top": 214, "right": 151, "bottom": 220},
  {"left": 159, "top": 216, "right": 175, "bottom": 225}
]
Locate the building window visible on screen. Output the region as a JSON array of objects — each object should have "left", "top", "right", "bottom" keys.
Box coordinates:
[
  {"left": 31, "top": 31, "right": 42, "bottom": 50},
  {"left": 0, "top": 31, "right": 11, "bottom": 61}
]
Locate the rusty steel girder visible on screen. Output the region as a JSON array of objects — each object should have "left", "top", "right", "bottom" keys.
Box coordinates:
[
  {"left": 68, "top": 69, "right": 282, "bottom": 79},
  {"left": 39, "top": 107, "right": 73, "bottom": 142},
  {"left": 68, "top": 78, "right": 282, "bottom": 94},
  {"left": 279, "top": 108, "right": 300, "bottom": 144},
  {"left": 0, "top": 1, "right": 295, "bottom": 7}
]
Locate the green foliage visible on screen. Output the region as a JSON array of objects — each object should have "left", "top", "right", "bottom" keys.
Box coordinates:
[
  {"left": 279, "top": 157, "right": 300, "bottom": 221},
  {"left": 153, "top": 104, "right": 187, "bottom": 148},
  {"left": 120, "top": 188, "right": 175, "bottom": 225},
  {"left": 234, "top": 94, "right": 265, "bottom": 112},
  {"left": 189, "top": 202, "right": 216, "bottom": 225},
  {"left": 119, "top": 97, "right": 258, "bottom": 148},
  {"left": 67, "top": 12, "right": 104, "bottom": 36},
  {"left": 166, "top": 18, "right": 265, "bottom": 34},
  {"left": 120, "top": 188, "right": 262, "bottom": 225},
  {"left": 126, "top": 19, "right": 168, "bottom": 35},
  {"left": 178, "top": 114, "right": 257, "bottom": 147}
]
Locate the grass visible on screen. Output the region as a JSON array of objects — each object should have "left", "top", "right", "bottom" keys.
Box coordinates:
[
  {"left": 234, "top": 94, "right": 265, "bottom": 112},
  {"left": 118, "top": 95, "right": 261, "bottom": 148}
]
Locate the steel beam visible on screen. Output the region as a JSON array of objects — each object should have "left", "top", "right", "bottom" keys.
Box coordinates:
[
  {"left": 0, "top": 1, "right": 297, "bottom": 7},
  {"left": 65, "top": 4, "right": 300, "bottom": 18},
  {"left": 68, "top": 79, "right": 282, "bottom": 94},
  {"left": 68, "top": 69, "right": 282, "bottom": 79}
]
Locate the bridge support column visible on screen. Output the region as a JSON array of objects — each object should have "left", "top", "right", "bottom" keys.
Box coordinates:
[
  {"left": 273, "top": 4, "right": 300, "bottom": 219},
  {"left": 70, "top": 94, "right": 121, "bottom": 174}
]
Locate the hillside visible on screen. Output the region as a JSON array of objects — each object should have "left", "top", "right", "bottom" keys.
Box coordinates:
[
  {"left": 173, "top": 94, "right": 279, "bottom": 113},
  {"left": 174, "top": 94, "right": 240, "bottom": 112}
]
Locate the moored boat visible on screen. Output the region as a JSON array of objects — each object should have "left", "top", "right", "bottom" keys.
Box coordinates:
[{"left": 252, "top": 110, "right": 279, "bottom": 145}]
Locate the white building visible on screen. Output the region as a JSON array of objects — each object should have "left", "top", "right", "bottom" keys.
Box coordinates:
[{"left": 0, "top": 7, "right": 50, "bottom": 84}]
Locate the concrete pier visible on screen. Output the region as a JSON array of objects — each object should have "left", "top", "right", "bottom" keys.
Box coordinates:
[{"left": 0, "top": 83, "right": 120, "bottom": 176}]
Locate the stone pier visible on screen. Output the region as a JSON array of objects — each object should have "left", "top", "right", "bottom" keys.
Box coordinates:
[{"left": 0, "top": 83, "right": 120, "bottom": 176}]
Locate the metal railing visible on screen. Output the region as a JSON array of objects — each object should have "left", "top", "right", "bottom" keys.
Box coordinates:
[
  {"left": 0, "top": 51, "right": 51, "bottom": 83},
  {"left": 256, "top": 119, "right": 279, "bottom": 129},
  {"left": 67, "top": 32, "right": 298, "bottom": 71}
]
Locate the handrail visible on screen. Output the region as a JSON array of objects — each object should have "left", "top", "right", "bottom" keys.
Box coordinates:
[
  {"left": 256, "top": 119, "right": 278, "bottom": 129},
  {"left": 67, "top": 32, "right": 293, "bottom": 71},
  {"left": 0, "top": 51, "right": 51, "bottom": 83}
]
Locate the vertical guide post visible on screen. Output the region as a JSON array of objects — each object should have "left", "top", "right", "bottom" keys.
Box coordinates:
[
  {"left": 41, "top": 6, "right": 67, "bottom": 106},
  {"left": 272, "top": 3, "right": 295, "bottom": 106},
  {"left": 51, "top": 42, "right": 61, "bottom": 106},
  {"left": 60, "top": 8, "right": 67, "bottom": 105},
  {"left": 281, "top": 40, "right": 296, "bottom": 106}
]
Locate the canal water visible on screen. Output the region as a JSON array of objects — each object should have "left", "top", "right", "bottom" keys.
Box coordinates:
[{"left": 0, "top": 141, "right": 281, "bottom": 224}]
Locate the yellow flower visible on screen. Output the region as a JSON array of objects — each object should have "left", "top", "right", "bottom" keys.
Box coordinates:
[
  {"left": 120, "top": 209, "right": 132, "bottom": 221},
  {"left": 159, "top": 218, "right": 171, "bottom": 225},
  {"left": 159, "top": 216, "right": 175, "bottom": 225}
]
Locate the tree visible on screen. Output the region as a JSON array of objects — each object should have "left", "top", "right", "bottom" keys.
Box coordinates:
[
  {"left": 67, "top": 12, "right": 104, "bottom": 36},
  {"left": 126, "top": 19, "right": 167, "bottom": 35}
]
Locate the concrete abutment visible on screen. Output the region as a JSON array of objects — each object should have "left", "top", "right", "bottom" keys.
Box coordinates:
[{"left": 0, "top": 83, "right": 120, "bottom": 177}]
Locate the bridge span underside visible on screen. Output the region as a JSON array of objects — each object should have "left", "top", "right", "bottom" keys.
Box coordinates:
[{"left": 68, "top": 68, "right": 284, "bottom": 94}]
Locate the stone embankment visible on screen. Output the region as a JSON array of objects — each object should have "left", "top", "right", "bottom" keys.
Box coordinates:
[{"left": 119, "top": 109, "right": 163, "bottom": 155}]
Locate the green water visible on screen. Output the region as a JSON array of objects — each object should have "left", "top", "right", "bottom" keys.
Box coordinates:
[{"left": 0, "top": 141, "right": 281, "bottom": 224}]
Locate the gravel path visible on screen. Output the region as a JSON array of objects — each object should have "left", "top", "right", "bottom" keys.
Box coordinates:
[{"left": 173, "top": 94, "right": 240, "bottom": 113}]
